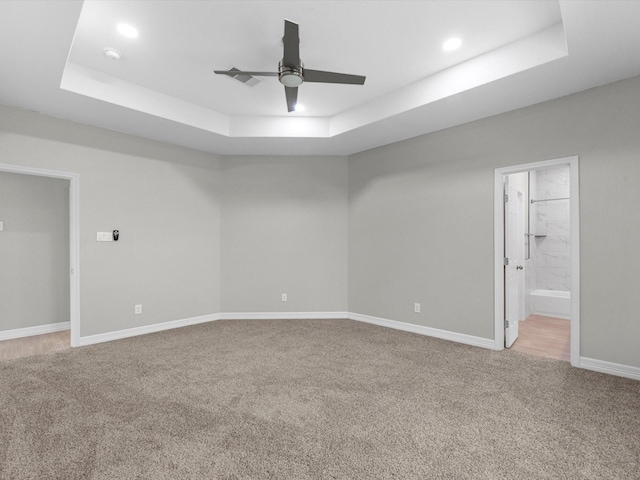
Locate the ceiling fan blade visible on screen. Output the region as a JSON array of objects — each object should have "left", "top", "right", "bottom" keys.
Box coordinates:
[
  {"left": 282, "top": 20, "right": 300, "bottom": 68},
  {"left": 303, "top": 69, "right": 366, "bottom": 85},
  {"left": 285, "top": 86, "right": 298, "bottom": 112},
  {"left": 214, "top": 70, "right": 279, "bottom": 77}
]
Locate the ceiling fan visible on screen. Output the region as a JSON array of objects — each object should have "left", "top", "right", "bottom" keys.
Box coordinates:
[{"left": 214, "top": 20, "right": 366, "bottom": 112}]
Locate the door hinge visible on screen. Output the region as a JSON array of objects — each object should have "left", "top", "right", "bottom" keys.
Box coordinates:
[
  {"left": 504, "top": 257, "right": 509, "bottom": 266},
  {"left": 504, "top": 193, "right": 509, "bottom": 203},
  {"left": 504, "top": 320, "right": 509, "bottom": 329}
]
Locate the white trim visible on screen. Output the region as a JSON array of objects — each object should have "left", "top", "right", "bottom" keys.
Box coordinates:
[
  {"left": 69, "top": 172, "right": 81, "bottom": 348},
  {"left": 38, "top": 312, "right": 640, "bottom": 383},
  {"left": 0, "top": 163, "right": 81, "bottom": 348},
  {"left": 77, "top": 312, "right": 349, "bottom": 346},
  {"left": 494, "top": 169, "right": 506, "bottom": 351},
  {"left": 580, "top": 357, "right": 640, "bottom": 381},
  {"left": 0, "top": 163, "right": 75, "bottom": 180},
  {"left": 0, "top": 322, "right": 70, "bottom": 341},
  {"left": 78, "top": 314, "right": 221, "bottom": 347},
  {"left": 569, "top": 160, "right": 580, "bottom": 367},
  {"left": 494, "top": 156, "right": 581, "bottom": 366},
  {"left": 348, "top": 312, "right": 497, "bottom": 350},
  {"left": 219, "top": 311, "right": 349, "bottom": 320},
  {"left": 78, "top": 311, "right": 493, "bottom": 349}
]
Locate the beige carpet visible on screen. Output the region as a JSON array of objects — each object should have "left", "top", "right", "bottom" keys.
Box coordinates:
[{"left": 1, "top": 319, "right": 638, "bottom": 479}]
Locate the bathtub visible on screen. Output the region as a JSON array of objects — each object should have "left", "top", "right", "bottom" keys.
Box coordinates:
[{"left": 530, "top": 289, "right": 571, "bottom": 319}]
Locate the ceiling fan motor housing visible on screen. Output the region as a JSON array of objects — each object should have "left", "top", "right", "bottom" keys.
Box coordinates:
[{"left": 279, "top": 61, "right": 304, "bottom": 87}]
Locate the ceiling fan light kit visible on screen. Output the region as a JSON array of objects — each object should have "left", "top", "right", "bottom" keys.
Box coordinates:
[
  {"left": 279, "top": 62, "right": 304, "bottom": 87},
  {"left": 214, "top": 20, "right": 366, "bottom": 112}
]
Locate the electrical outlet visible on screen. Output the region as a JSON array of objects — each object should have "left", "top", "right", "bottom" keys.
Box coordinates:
[
  {"left": 97, "top": 232, "right": 112, "bottom": 242},
  {"left": 134, "top": 304, "right": 142, "bottom": 315},
  {"left": 282, "top": 293, "right": 287, "bottom": 302},
  {"left": 414, "top": 303, "right": 421, "bottom": 313}
]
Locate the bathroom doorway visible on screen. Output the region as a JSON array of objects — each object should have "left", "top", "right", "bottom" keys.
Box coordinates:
[{"left": 494, "top": 156, "right": 580, "bottom": 366}]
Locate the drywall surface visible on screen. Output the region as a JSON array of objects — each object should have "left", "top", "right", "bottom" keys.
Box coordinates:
[
  {"left": 0, "top": 172, "right": 70, "bottom": 330},
  {"left": 220, "top": 156, "right": 348, "bottom": 313},
  {"left": 349, "top": 75, "right": 640, "bottom": 367},
  {"left": 0, "top": 105, "right": 221, "bottom": 337},
  {"left": 3, "top": 72, "right": 640, "bottom": 370}
]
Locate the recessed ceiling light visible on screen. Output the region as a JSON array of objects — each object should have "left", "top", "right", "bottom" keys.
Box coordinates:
[
  {"left": 442, "top": 37, "right": 462, "bottom": 52},
  {"left": 294, "top": 103, "right": 306, "bottom": 112},
  {"left": 117, "top": 23, "right": 138, "bottom": 38},
  {"left": 104, "top": 48, "right": 121, "bottom": 60}
]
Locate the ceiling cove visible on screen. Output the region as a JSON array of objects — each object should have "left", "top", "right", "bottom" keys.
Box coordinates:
[
  {"left": 3, "top": 1, "right": 640, "bottom": 155},
  {"left": 61, "top": 1, "right": 565, "bottom": 139}
]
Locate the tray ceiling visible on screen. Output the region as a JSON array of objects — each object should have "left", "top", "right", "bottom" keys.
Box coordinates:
[{"left": 2, "top": 1, "right": 640, "bottom": 155}]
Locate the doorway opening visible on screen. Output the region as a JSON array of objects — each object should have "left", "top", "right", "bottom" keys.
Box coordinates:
[
  {"left": 0, "top": 163, "right": 80, "bottom": 350},
  {"left": 494, "top": 156, "right": 580, "bottom": 366}
]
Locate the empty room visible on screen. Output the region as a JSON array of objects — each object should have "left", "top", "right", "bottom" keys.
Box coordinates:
[{"left": 1, "top": 1, "right": 639, "bottom": 478}]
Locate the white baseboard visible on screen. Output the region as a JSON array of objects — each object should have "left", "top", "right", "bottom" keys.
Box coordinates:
[
  {"left": 78, "top": 311, "right": 494, "bottom": 350},
  {"left": 0, "top": 322, "right": 70, "bottom": 341},
  {"left": 219, "top": 311, "right": 349, "bottom": 320},
  {"left": 67, "top": 313, "right": 640, "bottom": 382},
  {"left": 579, "top": 357, "right": 640, "bottom": 381},
  {"left": 77, "top": 314, "right": 221, "bottom": 347},
  {"left": 76, "top": 312, "right": 348, "bottom": 347},
  {"left": 348, "top": 312, "right": 497, "bottom": 350}
]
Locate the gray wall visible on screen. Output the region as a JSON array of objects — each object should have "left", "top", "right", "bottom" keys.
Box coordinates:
[
  {"left": 0, "top": 172, "right": 70, "bottom": 330},
  {"left": 349, "top": 75, "right": 640, "bottom": 368},
  {"left": 0, "top": 105, "right": 222, "bottom": 337},
  {"left": 3, "top": 74, "right": 640, "bottom": 369},
  {"left": 220, "top": 156, "right": 348, "bottom": 313}
]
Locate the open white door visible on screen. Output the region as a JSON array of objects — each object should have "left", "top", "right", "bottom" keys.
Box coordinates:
[{"left": 504, "top": 177, "right": 525, "bottom": 348}]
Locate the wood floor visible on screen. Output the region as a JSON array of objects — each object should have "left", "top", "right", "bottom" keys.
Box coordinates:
[
  {"left": 0, "top": 330, "right": 70, "bottom": 361},
  {"left": 511, "top": 314, "right": 570, "bottom": 362}
]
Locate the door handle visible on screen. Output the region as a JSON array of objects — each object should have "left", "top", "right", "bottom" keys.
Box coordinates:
[{"left": 516, "top": 265, "right": 524, "bottom": 270}]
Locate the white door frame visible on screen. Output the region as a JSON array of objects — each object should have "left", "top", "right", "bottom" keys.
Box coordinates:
[
  {"left": 0, "top": 163, "right": 81, "bottom": 347},
  {"left": 494, "top": 156, "right": 580, "bottom": 366}
]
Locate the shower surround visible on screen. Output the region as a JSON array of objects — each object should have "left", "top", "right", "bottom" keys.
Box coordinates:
[{"left": 528, "top": 166, "right": 571, "bottom": 318}]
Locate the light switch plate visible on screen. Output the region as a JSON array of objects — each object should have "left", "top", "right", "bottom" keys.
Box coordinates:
[{"left": 97, "top": 232, "right": 112, "bottom": 241}]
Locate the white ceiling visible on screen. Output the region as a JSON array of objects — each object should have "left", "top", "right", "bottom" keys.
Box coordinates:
[{"left": 2, "top": 1, "right": 640, "bottom": 156}]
